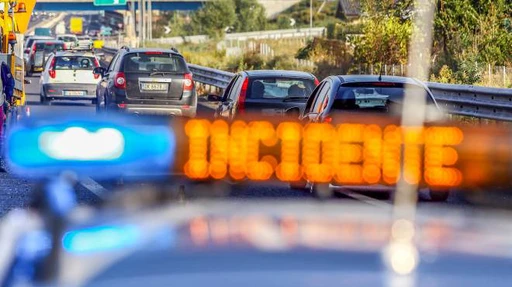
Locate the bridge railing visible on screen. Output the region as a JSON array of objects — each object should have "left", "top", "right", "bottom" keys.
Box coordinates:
[{"left": 102, "top": 46, "right": 512, "bottom": 121}]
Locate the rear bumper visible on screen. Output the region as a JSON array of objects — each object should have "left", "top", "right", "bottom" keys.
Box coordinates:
[
  {"left": 43, "top": 83, "right": 97, "bottom": 100},
  {"left": 120, "top": 104, "right": 197, "bottom": 117}
]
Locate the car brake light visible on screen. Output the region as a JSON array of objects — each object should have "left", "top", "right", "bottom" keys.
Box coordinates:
[
  {"left": 372, "top": 82, "right": 396, "bottom": 87},
  {"left": 93, "top": 58, "right": 100, "bottom": 79},
  {"left": 314, "top": 78, "right": 320, "bottom": 86},
  {"left": 63, "top": 43, "right": 67, "bottom": 50},
  {"left": 31, "top": 45, "right": 36, "bottom": 54},
  {"left": 238, "top": 78, "right": 249, "bottom": 113},
  {"left": 183, "top": 73, "right": 193, "bottom": 91},
  {"left": 49, "top": 57, "right": 56, "bottom": 79},
  {"left": 117, "top": 103, "right": 126, "bottom": 109},
  {"left": 114, "top": 72, "right": 126, "bottom": 89},
  {"left": 322, "top": 116, "right": 332, "bottom": 123},
  {"left": 144, "top": 51, "right": 163, "bottom": 55}
]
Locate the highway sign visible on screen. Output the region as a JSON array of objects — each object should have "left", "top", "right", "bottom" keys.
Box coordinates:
[{"left": 94, "top": 0, "right": 127, "bottom": 6}]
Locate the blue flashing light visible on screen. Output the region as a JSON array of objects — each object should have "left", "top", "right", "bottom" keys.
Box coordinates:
[
  {"left": 5, "top": 115, "right": 175, "bottom": 179},
  {"left": 62, "top": 225, "right": 141, "bottom": 254}
]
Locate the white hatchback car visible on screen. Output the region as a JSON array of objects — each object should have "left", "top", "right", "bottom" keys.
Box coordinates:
[
  {"left": 56, "top": 34, "right": 79, "bottom": 50},
  {"left": 40, "top": 51, "right": 102, "bottom": 105}
]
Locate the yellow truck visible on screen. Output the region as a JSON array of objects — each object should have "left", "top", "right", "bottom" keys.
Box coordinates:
[
  {"left": 70, "top": 17, "right": 83, "bottom": 35},
  {"left": 0, "top": 0, "right": 36, "bottom": 106}
]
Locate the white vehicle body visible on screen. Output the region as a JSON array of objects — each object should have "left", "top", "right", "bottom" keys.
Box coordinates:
[
  {"left": 77, "top": 36, "right": 93, "bottom": 50},
  {"left": 40, "top": 51, "right": 101, "bottom": 104},
  {"left": 56, "top": 34, "right": 78, "bottom": 50}
]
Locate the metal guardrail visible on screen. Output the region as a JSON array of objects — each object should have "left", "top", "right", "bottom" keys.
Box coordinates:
[{"left": 102, "top": 46, "right": 512, "bottom": 121}]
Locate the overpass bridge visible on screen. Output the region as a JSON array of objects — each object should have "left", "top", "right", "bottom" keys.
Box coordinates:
[
  {"left": 34, "top": 0, "right": 300, "bottom": 16},
  {"left": 35, "top": 0, "right": 204, "bottom": 11}
]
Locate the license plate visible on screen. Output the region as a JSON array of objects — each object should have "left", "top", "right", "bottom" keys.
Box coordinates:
[
  {"left": 141, "top": 83, "right": 168, "bottom": 91},
  {"left": 64, "top": 91, "right": 85, "bottom": 96}
]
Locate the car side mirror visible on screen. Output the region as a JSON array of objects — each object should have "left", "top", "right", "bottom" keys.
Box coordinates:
[
  {"left": 93, "top": 67, "right": 105, "bottom": 77},
  {"left": 207, "top": 94, "right": 221, "bottom": 102}
]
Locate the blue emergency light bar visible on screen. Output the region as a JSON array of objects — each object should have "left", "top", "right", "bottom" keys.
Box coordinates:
[{"left": 4, "top": 114, "right": 175, "bottom": 179}]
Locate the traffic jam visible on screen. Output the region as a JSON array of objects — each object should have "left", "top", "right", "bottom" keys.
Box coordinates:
[{"left": 0, "top": 1, "right": 512, "bottom": 287}]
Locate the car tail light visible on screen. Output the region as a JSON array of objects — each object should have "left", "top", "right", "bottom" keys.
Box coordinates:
[
  {"left": 31, "top": 45, "right": 36, "bottom": 55},
  {"left": 238, "top": 78, "right": 249, "bottom": 113},
  {"left": 63, "top": 43, "right": 67, "bottom": 50},
  {"left": 48, "top": 57, "right": 56, "bottom": 79},
  {"left": 314, "top": 78, "right": 320, "bottom": 86},
  {"left": 145, "top": 51, "right": 163, "bottom": 55},
  {"left": 93, "top": 58, "right": 100, "bottom": 79},
  {"left": 183, "top": 73, "right": 194, "bottom": 91},
  {"left": 117, "top": 103, "right": 126, "bottom": 109},
  {"left": 114, "top": 72, "right": 126, "bottom": 89},
  {"left": 322, "top": 116, "right": 333, "bottom": 123}
]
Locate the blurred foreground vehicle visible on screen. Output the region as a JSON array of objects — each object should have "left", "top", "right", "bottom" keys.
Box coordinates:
[
  {"left": 288, "top": 75, "right": 447, "bottom": 200},
  {"left": 94, "top": 47, "right": 197, "bottom": 117},
  {"left": 25, "top": 40, "right": 65, "bottom": 76},
  {"left": 212, "top": 70, "right": 318, "bottom": 119},
  {"left": 39, "top": 50, "right": 102, "bottom": 105}
]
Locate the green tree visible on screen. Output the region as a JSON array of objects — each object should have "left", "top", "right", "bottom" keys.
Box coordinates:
[
  {"left": 353, "top": 0, "right": 412, "bottom": 65},
  {"left": 233, "top": 0, "right": 267, "bottom": 32},
  {"left": 191, "top": 0, "right": 237, "bottom": 38}
]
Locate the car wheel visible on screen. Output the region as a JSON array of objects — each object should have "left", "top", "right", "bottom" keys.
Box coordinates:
[
  {"left": 91, "top": 98, "right": 97, "bottom": 105},
  {"left": 40, "top": 94, "right": 47, "bottom": 105},
  {"left": 312, "top": 183, "right": 333, "bottom": 199},
  {"left": 27, "top": 67, "right": 32, "bottom": 77},
  {"left": 429, "top": 189, "right": 450, "bottom": 202}
]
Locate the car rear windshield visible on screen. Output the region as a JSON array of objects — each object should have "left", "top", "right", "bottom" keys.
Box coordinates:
[
  {"left": 54, "top": 56, "right": 98, "bottom": 70},
  {"left": 249, "top": 77, "right": 316, "bottom": 99},
  {"left": 35, "top": 42, "right": 65, "bottom": 52},
  {"left": 123, "top": 52, "right": 187, "bottom": 74},
  {"left": 59, "top": 36, "right": 77, "bottom": 42},
  {"left": 333, "top": 83, "right": 435, "bottom": 112}
]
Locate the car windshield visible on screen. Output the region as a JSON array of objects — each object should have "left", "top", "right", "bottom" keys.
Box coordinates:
[
  {"left": 123, "top": 52, "right": 187, "bottom": 73},
  {"left": 333, "top": 83, "right": 435, "bottom": 112},
  {"left": 54, "top": 56, "right": 97, "bottom": 70},
  {"left": 249, "top": 77, "right": 315, "bottom": 99},
  {"left": 35, "top": 42, "right": 64, "bottom": 52}
]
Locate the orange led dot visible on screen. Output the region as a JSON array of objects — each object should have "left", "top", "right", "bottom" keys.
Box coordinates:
[
  {"left": 247, "top": 161, "right": 274, "bottom": 181},
  {"left": 276, "top": 163, "right": 302, "bottom": 182},
  {"left": 334, "top": 164, "right": 363, "bottom": 184},
  {"left": 442, "top": 147, "right": 459, "bottom": 166},
  {"left": 363, "top": 164, "right": 381, "bottom": 184},
  {"left": 338, "top": 124, "right": 365, "bottom": 142},
  {"left": 185, "top": 160, "right": 209, "bottom": 179},
  {"left": 209, "top": 161, "right": 228, "bottom": 179},
  {"left": 262, "top": 155, "right": 278, "bottom": 170},
  {"left": 185, "top": 119, "right": 210, "bottom": 137}
]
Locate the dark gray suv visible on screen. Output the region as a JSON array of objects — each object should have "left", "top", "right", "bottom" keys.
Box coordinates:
[{"left": 94, "top": 47, "right": 197, "bottom": 117}]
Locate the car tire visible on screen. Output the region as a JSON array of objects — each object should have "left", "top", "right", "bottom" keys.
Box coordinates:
[
  {"left": 26, "top": 67, "right": 32, "bottom": 77},
  {"left": 429, "top": 189, "right": 450, "bottom": 202},
  {"left": 312, "top": 183, "right": 333, "bottom": 199},
  {"left": 91, "top": 99, "right": 97, "bottom": 105}
]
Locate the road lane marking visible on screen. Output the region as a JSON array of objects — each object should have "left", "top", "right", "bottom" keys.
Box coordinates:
[{"left": 79, "top": 177, "right": 107, "bottom": 198}]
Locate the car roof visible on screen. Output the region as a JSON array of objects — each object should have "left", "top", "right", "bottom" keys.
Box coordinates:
[
  {"left": 336, "top": 75, "right": 421, "bottom": 85},
  {"left": 54, "top": 51, "right": 96, "bottom": 57},
  {"left": 243, "top": 70, "right": 315, "bottom": 78},
  {"left": 33, "top": 40, "right": 65, "bottom": 44},
  {"left": 121, "top": 48, "right": 182, "bottom": 56}
]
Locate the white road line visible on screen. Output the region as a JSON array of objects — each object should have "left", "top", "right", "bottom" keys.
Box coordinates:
[
  {"left": 79, "top": 177, "right": 108, "bottom": 198},
  {"left": 344, "top": 191, "right": 393, "bottom": 209}
]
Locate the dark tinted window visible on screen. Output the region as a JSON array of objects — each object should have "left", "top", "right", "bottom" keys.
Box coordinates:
[
  {"left": 35, "top": 42, "right": 65, "bottom": 52},
  {"left": 248, "top": 77, "right": 315, "bottom": 99},
  {"left": 333, "top": 83, "right": 435, "bottom": 113},
  {"left": 122, "top": 52, "right": 187, "bottom": 73},
  {"left": 54, "top": 56, "right": 98, "bottom": 70},
  {"left": 58, "top": 36, "right": 77, "bottom": 42}
]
